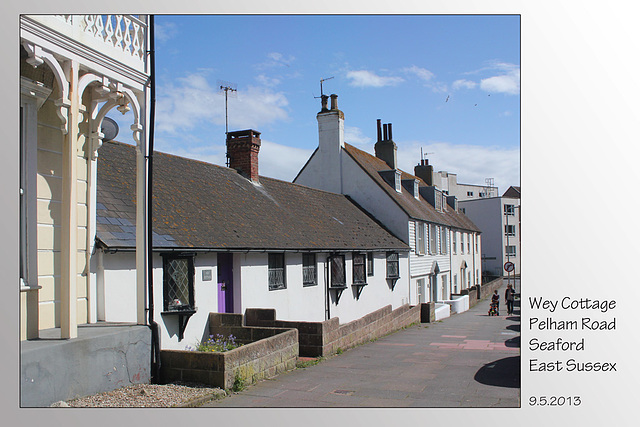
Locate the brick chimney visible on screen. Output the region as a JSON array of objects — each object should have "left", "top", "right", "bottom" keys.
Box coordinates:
[
  {"left": 374, "top": 119, "right": 398, "bottom": 169},
  {"left": 414, "top": 158, "right": 434, "bottom": 186},
  {"left": 226, "top": 129, "right": 261, "bottom": 183}
]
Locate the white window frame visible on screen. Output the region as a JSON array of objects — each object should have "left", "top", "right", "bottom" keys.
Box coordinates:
[
  {"left": 416, "top": 222, "right": 425, "bottom": 255},
  {"left": 506, "top": 245, "right": 517, "bottom": 256}
]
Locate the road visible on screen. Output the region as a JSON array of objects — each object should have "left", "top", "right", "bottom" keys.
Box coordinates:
[{"left": 206, "top": 281, "right": 520, "bottom": 407}]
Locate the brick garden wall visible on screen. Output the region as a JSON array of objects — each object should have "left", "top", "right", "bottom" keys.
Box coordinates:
[
  {"left": 160, "top": 315, "right": 298, "bottom": 390},
  {"left": 246, "top": 303, "right": 424, "bottom": 358}
]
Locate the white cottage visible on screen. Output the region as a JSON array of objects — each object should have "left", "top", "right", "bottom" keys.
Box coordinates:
[
  {"left": 294, "top": 95, "right": 482, "bottom": 306},
  {"left": 95, "top": 129, "right": 410, "bottom": 350}
]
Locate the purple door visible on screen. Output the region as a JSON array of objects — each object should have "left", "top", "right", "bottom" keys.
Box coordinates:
[{"left": 217, "top": 253, "right": 234, "bottom": 313}]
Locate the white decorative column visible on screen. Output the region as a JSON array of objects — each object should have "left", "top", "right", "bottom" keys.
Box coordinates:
[
  {"left": 61, "top": 60, "right": 79, "bottom": 339},
  {"left": 133, "top": 117, "right": 147, "bottom": 326}
]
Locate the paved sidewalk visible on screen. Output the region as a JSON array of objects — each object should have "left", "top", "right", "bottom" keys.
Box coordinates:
[{"left": 206, "top": 282, "right": 520, "bottom": 408}]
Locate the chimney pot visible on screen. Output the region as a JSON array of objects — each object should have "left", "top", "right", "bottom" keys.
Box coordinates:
[
  {"left": 376, "top": 119, "right": 382, "bottom": 142},
  {"left": 320, "top": 95, "right": 329, "bottom": 111},
  {"left": 388, "top": 123, "right": 393, "bottom": 140},
  {"left": 330, "top": 94, "right": 338, "bottom": 110}
]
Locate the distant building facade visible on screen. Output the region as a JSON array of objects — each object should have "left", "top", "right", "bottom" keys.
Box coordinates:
[{"left": 459, "top": 186, "right": 520, "bottom": 278}]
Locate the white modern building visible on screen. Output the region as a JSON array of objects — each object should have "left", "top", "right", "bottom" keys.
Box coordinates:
[
  {"left": 459, "top": 186, "right": 521, "bottom": 278},
  {"left": 432, "top": 170, "right": 499, "bottom": 201},
  {"left": 294, "top": 95, "right": 482, "bottom": 305},
  {"left": 95, "top": 130, "right": 411, "bottom": 350}
]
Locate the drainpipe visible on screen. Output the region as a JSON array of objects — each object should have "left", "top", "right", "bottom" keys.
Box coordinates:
[{"left": 147, "top": 14, "right": 161, "bottom": 384}]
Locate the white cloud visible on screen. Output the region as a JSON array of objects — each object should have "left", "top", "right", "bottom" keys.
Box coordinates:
[
  {"left": 479, "top": 62, "right": 520, "bottom": 95},
  {"left": 156, "top": 71, "right": 290, "bottom": 135},
  {"left": 346, "top": 70, "right": 404, "bottom": 88},
  {"left": 155, "top": 21, "right": 178, "bottom": 42},
  {"left": 256, "top": 74, "right": 281, "bottom": 87},
  {"left": 257, "top": 52, "right": 295, "bottom": 69},
  {"left": 258, "top": 140, "right": 314, "bottom": 181},
  {"left": 344, "top": 126, "right": 372, "bottom": 148},
  {"left": 452, "top": 79, "right": 477, "bottom": 90},
  {"left": 396, "top": 140, "right": 520, "bottom": 194},
  {"left": 403, "top": 65, "right": 435, "bottom": 82}
]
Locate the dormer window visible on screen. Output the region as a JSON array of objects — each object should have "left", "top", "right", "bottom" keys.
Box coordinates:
[
  {"left": 435, "top": 189, "right": 443, "bottom": 211},
  {"left": 413, "top": 181, "right": 419, "bottom": 199},
  {"left": 395, "top": 170, "right": 402, "bottom": 193}
]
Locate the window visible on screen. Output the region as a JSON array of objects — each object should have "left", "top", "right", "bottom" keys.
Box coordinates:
[
  {"left": 386, "top": 252, "right": 400, "bottom": 279},
  {"left": 429, "top": 224, "right": 437, "bottom": 255},
  {"left": 413, "top": 181, "right": 420, "bottom": 199},
  {"left": 330, "top": 255, "right": 346, "bottom": 288},
  {"left": 367, "top": 252, "right": 374, "bottom": 276},
  {"left": 479, "top": 192, "right": 486, "bottom": 197},
  {"left": 268, "top": 253, "right": 286, "bottom": 290},
  {"left": 353, "top": 253, "right": 367, "bottom": 284},
  {"left": 505, "top": 225, "right": 516, "bottom": 236},
  {"left": 416, "top": 222, "right": 425, "bottom": 255},
  {"left": 163, "top": 254, "right": 195, "bottom": 311},
  {"left": 475, "top": 235, "right": 479, "bottom": 252},
  {"left": 504, "top": 204, "right": 515, "bottom": 215},
  {"left": 395, "top": 170, "right": 402, "bottom": 193},
  {"left": 467, "top": 191, "right": 473, "bottom": 196},
  {"left": 467, "top": 233, "right": 471, "bottom": 254},
  {"left": 506, "top": 245, "right": 517, "bottom": 256},
  {"left": 435, "top": 190, "right": 443, "bottom": 211},
  {"left": 460, "top": 233, "right": 465, "bottom": 254},
  {"left": 452, "top": 232, "right": 457, "bottom": 254},
  {"left": 302, "top": 253, "right": 317, "bottom": 286},
  {"left": 440, "top": 227, "right": 448, "bottom": 255}
]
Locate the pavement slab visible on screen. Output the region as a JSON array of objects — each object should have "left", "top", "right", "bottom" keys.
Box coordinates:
[{"left": 205, "top": 280, "right": 520, "bottom": 408}]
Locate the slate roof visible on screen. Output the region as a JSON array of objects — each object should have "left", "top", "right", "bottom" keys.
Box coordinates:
[
  {"left": 343, "top": 143, "right": 481, "bottom": 233},
  {"left": 96, "top": 141, "right": 409, "bottom": 252}
]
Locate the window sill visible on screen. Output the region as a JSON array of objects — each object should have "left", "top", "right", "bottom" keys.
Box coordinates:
[
  {"left": 351, "top": 282, "right": 367, "bottom": 300},
  {"left": 303, "top": 283, "right": 317, "bottom": 287},
  {"left": 161, "top": 309, "right": 197, "bottom": 341},
  {"left": 268, "top": 285, "right": 287, "bottom": 291},
  {"left": 329, "top": 284, "right": 347, "bottom": 290}
]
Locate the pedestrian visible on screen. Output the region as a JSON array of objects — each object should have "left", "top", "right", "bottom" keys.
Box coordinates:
[
  {"left": 491, "top": 290, "right": 500, "bottom": 315},
  {"left": 505, "top": 284, "right": 515, "bottom": 315}
]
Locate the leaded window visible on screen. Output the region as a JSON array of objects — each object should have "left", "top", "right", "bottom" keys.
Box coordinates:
[
  {"left": 367, "top": 252, "right": 374, "bottom": 276},
  {"left": 353, "top": 253, "right": 366, "bottom": 284},
  {"left": 330, "top": 255, "right": 346, "bottom": 288},
  {"left": 386, "top": 252, "right": 400, "bottom": 279},
  {"left": 163, "top": 254, "right": 195, "bottom": 311},
  {"left": 302, "top": 253, "right": 317, "bottom": 286},
  {"left": 268, "top": 253, "right": 286, "bottom": 290}
]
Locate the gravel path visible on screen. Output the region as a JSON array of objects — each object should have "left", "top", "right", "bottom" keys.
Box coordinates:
[{"left": 58, "top": 383, "right": 227, "bottom": 408}]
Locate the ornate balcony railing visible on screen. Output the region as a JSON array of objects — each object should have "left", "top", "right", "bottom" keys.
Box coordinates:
[{"left": 24, "top": 15, "right": 148, "bottom": 73}]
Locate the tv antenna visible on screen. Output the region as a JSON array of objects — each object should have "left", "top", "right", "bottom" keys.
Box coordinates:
[
  {"left": 314, "top": 76, "right": 334, "bottom": 99},
  {"left": 217, "top": 80, "right": 237, "bottom": 136},
  {"left": 421, "top": 148, "right": 435, "bottom": 161}
]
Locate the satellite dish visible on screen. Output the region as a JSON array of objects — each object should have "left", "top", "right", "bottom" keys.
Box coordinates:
[{"left": 101, "top": 117, "right": 119, "bottom": 142}]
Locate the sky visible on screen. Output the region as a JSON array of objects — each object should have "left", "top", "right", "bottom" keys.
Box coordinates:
[{"left": 108, "top": 15, "right": 520, "bottom": 193}]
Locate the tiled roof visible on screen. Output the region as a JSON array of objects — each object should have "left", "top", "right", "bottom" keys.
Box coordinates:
[
  {"left": 343, "top": 143, "right": 481, "bottom": 233},
  {"left": 96, "top": 141, "right": 409, "bottom": 252}
]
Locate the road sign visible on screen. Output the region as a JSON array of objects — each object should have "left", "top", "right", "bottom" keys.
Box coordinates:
[{"left": 504, "top": 262, "right": 515, "bottom": 272}]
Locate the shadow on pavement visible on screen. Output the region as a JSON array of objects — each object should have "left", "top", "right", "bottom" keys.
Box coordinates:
[
  {"left": 474, "top": 356, "right": 520, "bottom": 388},
  {"left": 505, "top": 336, "right": 520, "bottom": 348},
  {"left": 506, "top": 323, "right": 520, "bottom": 332}
]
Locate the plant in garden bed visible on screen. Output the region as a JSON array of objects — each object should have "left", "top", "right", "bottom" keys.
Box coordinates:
[{"left": 190, "top": 334, "right": 243, "bottom": 352}]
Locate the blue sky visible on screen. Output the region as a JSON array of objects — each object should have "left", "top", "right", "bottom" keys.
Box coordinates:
[{"left": 108, "top": 15, "right": 520, "bottom": 192}]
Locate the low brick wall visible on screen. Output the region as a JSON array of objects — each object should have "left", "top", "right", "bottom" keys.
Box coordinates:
[
  {"left": 479, "top": 278, "right": 504, "bottom": 300},
  {"left": 246, "top": 304, "right": 423, "bottom": 358},
  {"left": 160, "top": 316, "right": 298, "bottom": 390}
]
